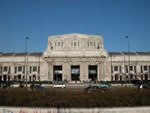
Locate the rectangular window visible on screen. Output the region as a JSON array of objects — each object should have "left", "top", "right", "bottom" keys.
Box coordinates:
[
  {"left": 130, "top": 74, "right": 133, "bottom": 79},
  {"left": 58, "top": 42, "right": 60, "bottom": 47},
  {"left": 0, "top": 66, "right": 1, "bottom": 73},
  {"left": 38, "top": 76, "right": 40, "bottom": 80},
  {"left": 114, "top": 66, "right": 118, "bottom": 71},
  {"left": 149, "top": 66, "right": 150, "bottom": 72},
  {"left": 30, "top": 66, "right": 32, "bottom": 73},
  {"left": 33, "top": 75, "right": 36, "bottom": 81},
  {"left": 18, "top": 66, "right": 22, "bottom": 72},
  {"left": 141, "top": 75, "right": 143, "bottom": 80},
  {"left": 33, "top": 66, "right": 37, "bottom": 72},
  {"left": 120, "top": 76, "right": 122, "bottom": 81},
  {"left": 14, "top": 76, "right": 16, "bottom": 80},
  {"left": 111, "top": 76, "right": 113, "bottom": 81},
  {"left": 1, "top": 66, "right": 3, "bottom": 73},
  {"left": 119, "top": 66, "right": 122, "bottom": 73},
  {"left": 15, "top": 66, "right": 17, "bottom": 73},
  {"left": 125, "top": 66, "right": 128, "bottom": 73},
  {"left": 29, "top": 76, "right": 31, "bottom": 81},
  {"left": 55, "top": 42, "right": 57, "bottom": 47},
  {"left": 8, "top": 76, "right": 10, "bottom": 81},
  {"left": 4, "top": 66, "right": 7, "bottom": 72},
  {"left": 61, "top": 42, "right": 63, "bottom": 47},
  {"left": 23, "top": 66, "right": 25, "bottom": 73},
  {"left": 144, "top": 66, "right": 148, "bottom": 71},
  {"left": 134, "top": 66, "right": 137, "bottom": 73},
  {"left": 38, "top": 66, "right": 40, "bottom": 74},
  {"left": 141, "top": 66, "right": 143, "bottom": 73},
  {"left": 111, "top": 66, "right": 113, "bottom": 73},
  {"left": 8, "top": 66, "right": 11, "bottom": 73},
  {"left": 115, "top": 74, "right": 118, "bottom": 81},
  {"left": 18, "top": 74, "right": 21, "bottom": 80},
  {"left": 145, "top": 74, "right": 148, "bottom": 80},
  {"left": 129, "top": 66, "right": 133, "bottom": 71},
  {"left": 71, "top": 42, "right": 73, "bottom": 47}
]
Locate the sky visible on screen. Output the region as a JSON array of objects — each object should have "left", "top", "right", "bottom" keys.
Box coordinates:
[{"left": 0, "top": 0, "right": 150, "bottom": 53}]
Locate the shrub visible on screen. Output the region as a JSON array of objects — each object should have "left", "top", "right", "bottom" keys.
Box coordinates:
[{"left": 0, "top": 88, "right": 150, "bottom": 107}]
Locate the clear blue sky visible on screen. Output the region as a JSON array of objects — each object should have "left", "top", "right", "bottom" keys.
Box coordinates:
[{"left": 0, "top": 0, "right": 150, "bottom": 53}]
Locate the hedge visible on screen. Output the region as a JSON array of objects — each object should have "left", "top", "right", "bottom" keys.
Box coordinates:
[{"left": 0, "top": 88, "right": 150, "bottom": 107}]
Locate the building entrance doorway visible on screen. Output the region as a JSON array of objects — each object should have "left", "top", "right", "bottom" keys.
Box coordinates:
[
  {"left": 88, "top": 65, "right": 97, "bottom": 81},
  {"left": 53, "top": 65, "right": 62, "bottom": 81},
  {"left": 18, "top": 75, "right": 21, "bottom": 81},
  {"left": 71, "top": 65, "right": 80, "bottom": 81},
  {"left": 3, "top": 75, "right": 7, "bottom": 81},
  {"left": 145, "top": 74, "right": 148, "bottom": 81}
]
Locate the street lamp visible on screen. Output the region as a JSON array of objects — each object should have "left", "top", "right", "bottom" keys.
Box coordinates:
[
  {"left": 25, "top": 37, "right": 29, "bottom": 87},
  {"left": 126, "top": 36, "right": 130, "bottom": 83}
]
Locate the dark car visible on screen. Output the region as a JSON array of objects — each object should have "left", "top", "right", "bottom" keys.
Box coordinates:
[
  {"left": 85, "top": 86, "right": 99, "bottom": 92},
  {"left": 30, "top": 84, "right": 48, "bottom": 91},
  {"left": 139, "top": 83, "right": 150, "bottom": 89}
]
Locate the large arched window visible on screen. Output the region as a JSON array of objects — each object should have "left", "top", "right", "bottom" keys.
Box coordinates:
[
  {"left": 88, "top": 40, "right": 96, "bottom": 49},
  {"left": 55, "top": 40, "right": 63, "bottom": 49},
  {"left": 72, "top": 40, "right": 79, "bottom": 50},
  {"left": 58, "top": 42, "right": 60, "bottom": 47}
]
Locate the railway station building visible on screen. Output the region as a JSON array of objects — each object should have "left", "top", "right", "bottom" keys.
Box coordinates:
[{"left": 0, "top": 33, "right": 150, "bottom": 83}]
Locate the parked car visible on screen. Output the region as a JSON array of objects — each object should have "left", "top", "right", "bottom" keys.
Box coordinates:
[
  {"left": 11, "top": 84, "right": 20, "bottom": 88},
  {"left": 52, "top": 84, "right": 66, "bottom": 88},
  {"left": 139, "top": 83, "right": 150, "bottom": 89},
  {"left": 11, "top": 83, "right": 24, "bottom": 88},
  {"left": 85, "top": 86, "right": 99, "bottom": 92},
  {"left": 30, "top": 84, "right": 48, "bottom": 91},
  {"left": 98, "top": 83, "right": 112, "bottom": 89}
]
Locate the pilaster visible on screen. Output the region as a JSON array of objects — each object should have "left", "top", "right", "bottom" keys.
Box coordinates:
[
  {"left": 80, "top": 62, "right": 88, "bottom": 81},
  {"left": 63, "top": 63, "right": 71, "bottom": 81}
]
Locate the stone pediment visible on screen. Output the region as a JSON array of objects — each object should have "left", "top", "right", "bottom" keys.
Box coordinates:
[{"left": 43, "top": 33, "right": 108, "bottom": 57}]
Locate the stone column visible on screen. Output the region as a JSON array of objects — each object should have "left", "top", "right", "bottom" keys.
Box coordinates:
[
  {"left": 80, "top": 62, "right": 88, "bottom": 81},
  {"left": 63, "top": 62, "right": 71, "bottom": 81},
  {"left": 80, "top": 63, "right": 84, "bottom": 81},
  {"left": 99, "top": 62, "right": 105, "bottom": 81},
  {"left": 11, "top": 64, "right": 15, "bottom": 80},
  {"left": 40, "top": 61, "right": 50, "bottom": 81},
  {"left": 98, "top": 63, "right": 101, "bottom": 81},
  {"left": 48, "top": 63, "right": 53, "bottom": 81},
  {"left": 62, "top": 63, "right": 66, "bottom": 81},
  {"left": 104, "top": 61, "right": 111, "bottom": 81},
  {"left": 67, "top": 63, "right": 71, "bottom": 81},
  {"left": 99, "top": 61, "right": 111, "bottom": 81}
]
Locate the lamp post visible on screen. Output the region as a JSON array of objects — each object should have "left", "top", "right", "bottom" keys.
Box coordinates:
[
  {"left": 25, "top": 37, "right": 29, "bottom": 87},
  {"left": 126, "top": 36, "right": 130, "bottom": 83}
]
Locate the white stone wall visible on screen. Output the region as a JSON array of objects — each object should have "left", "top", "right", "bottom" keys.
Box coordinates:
[
  {"left": 44, "top": 33, "right": 107, "bottom": 57},
  {"left": 0, "top": 54, "right": 45, "bottom": 82},
  {"left": 1, "top": 106, "right": 150, "bottom": 113},
  {"left": 108, "top": 53, "right": 150, "bottom": 81}
]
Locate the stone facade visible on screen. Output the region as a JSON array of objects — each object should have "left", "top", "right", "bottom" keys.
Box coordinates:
[
  {"left": 0, "top": 33, "right": 150, "bottom": 83},
  {"left": 109, "top": 52, "right": 150, "bottom": 81}
]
